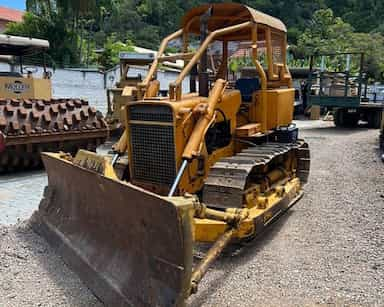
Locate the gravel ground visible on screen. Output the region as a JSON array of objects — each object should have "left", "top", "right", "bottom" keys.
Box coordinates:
[
  {"left": 0, "top": 171, "right": 47, "bottom": 225},
  {"left": 0, "top": 222, "right": 102, "bottom": 307},
  {"left": 189, "top": 122, "right": 384, "bottom": 306},
  {"left": 0, "top": 120, "right": 383, "bottom": 306}
]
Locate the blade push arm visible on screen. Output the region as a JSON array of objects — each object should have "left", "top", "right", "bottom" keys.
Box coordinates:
[
  {"left": 169, "top": 79, "right": 226, "bottom": 196},
  {"left": 182, "top": 79, "right": 226, "bottom": 160}
]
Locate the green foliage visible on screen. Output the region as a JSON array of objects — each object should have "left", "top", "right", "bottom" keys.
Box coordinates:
[
  {"left": 4, "top": 0, "right": 384, "bottom": 80},
  {"left": 228, "top": 56, "right": 255, "bottom": 73},
  {"left": 349, "top": 33, "right": 384, "bottom": 80},
  {"left": 325, "top": 0, "right": 384, "bottom": 33},
  {"left": 5, "top": 12, "right": 78, "bottom": 66},
  {"left": 95, "top": 36, "right": 134, "bottom": 69},
  {"left": 293, "top": 8, "right": 384, "bottom": 80},
  {"left": 5, "top": 12, "right": 43, "bottom": 38},
  {"left": 295, "top": 9, "right": 355, "bottom": 55}
]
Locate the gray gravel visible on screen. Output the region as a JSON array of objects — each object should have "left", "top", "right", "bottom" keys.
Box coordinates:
[
  {"left": 0, "top": 120, "right": 383, "bottom": 306},
  {"left": 0, "top": 222, "right": 102, "bottom": 307},
  {"left": 188, "top": 122, "right": 384, "bottom": 306}
]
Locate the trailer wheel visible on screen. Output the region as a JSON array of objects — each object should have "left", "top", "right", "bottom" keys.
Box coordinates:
[
  {"left": 381, "top": 131, "right": 384, "bottom": 150},
  {"left": 344, "top": 112, "right": 359, "bottom": 127},
  {"left": 334, "top": 109, "right": 358, "bottom": 127},
  {"left": 367, "top": 110, "right": 382, "bottom": 129}
]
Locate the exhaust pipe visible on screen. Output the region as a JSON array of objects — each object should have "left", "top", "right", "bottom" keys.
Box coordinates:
[
  {"left": 0, "top": 132, "right": 5, "bottom": 153},
  {"left": 199, "top": 7, "right": 213, "bottom": 97}
]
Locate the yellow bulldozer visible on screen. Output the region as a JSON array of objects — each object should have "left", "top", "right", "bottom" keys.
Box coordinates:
[
  {"left": 0, "top": 34, "right": 108, "bottom": 172},
  {"left": 105, "top": 52, "right": 156, "bottom": 135},
  {"left": 32, "top": 3, "right": 310, "bottom": 306}
]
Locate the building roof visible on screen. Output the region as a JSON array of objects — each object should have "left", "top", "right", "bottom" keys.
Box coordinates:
[{"left": 0, "top": 6, "right": 24, "bottom": 23}]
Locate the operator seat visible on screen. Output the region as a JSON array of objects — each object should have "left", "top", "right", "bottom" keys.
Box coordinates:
[{"left": 235, "top": 78, "right": 260, "bottom": 102}]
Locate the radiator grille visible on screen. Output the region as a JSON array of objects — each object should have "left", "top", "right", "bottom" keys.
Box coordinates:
[
  {"left": 129, "top": 104, "right": 173, "bottom": 122},
  {"left": 129, "top": 105, "right": 176, "bottom": 186}
]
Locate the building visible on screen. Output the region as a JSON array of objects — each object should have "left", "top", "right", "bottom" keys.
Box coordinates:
[{"left": 0, "top": 6, "right": 24, "bottom": 33}]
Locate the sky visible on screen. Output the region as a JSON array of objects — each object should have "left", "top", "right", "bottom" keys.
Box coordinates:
[{"left": 0, "top": 0, "right": 25, "bottom": 10}]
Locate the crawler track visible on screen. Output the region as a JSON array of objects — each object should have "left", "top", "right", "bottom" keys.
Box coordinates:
[{"left": 203, "top": 141, "right": 310, "bottom": 209}]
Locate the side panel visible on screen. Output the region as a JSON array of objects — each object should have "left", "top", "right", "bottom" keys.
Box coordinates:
[
  {"left": 309, "top": 95, "right": 361, "bottom": 108},
  {"left": 32, "top": 78, "right": 52, "bottom": 100},
  {"left": 266, "top": 88, "right": 294, "bottom": 129},
  {"left": 0, "top": 77, "right": 52, "bottom": 100},
  {"left": 253, "top": 89, "right": 294, "bottom": 132}
]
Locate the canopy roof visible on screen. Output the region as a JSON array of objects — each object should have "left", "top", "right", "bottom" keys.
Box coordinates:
[
  {"left": 119, "top": 52, "right": 155, "bottom": 65},
  {"left": 182, "top": 3, "right": 287, "bottom": 40},
  {"left": 0, "top": 34, "right": 49, "bottom": 56}
]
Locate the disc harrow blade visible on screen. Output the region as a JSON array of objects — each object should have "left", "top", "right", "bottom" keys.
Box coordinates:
[{"left": 0, "top": 98, "right": 108, "bottom": 173}]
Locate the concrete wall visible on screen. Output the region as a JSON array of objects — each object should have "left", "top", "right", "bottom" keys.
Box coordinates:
[
  {"left": 0, "top": 62, "right": 9, "bottom": 71},
  {"left": 0, "top": 62, "right": 190, "bottom": 115}
]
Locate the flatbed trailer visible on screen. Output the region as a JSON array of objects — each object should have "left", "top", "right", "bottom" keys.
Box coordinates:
[{"left": 308, "top": 52, "right": 383, "bottom": 128}]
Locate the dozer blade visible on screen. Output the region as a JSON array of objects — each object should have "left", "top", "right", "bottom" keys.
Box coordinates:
[{"left": 32, "top": 153, "right": 194, "bottom": 307}]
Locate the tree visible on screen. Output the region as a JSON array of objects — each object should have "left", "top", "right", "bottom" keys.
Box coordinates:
[
  {"left": 295, "top": 9, "right": 355, "bottom": 55},
  {"left": 5, "top": 12, "right": 78, "bottom": 66},
  {"left": 294, "top": 8, "right": 384, "bottom": 80},
  {"left": 10, "top": 0, "right": 110, "bottom": 66},
  {"left": 350, "top": 33, "right": 384, "bottom": 80},
  {"left": 95, "top": 36, "right": 134, "bottom": 69},
  {"left": 5, "top": 0, "right": 384, "bottom": 79}
]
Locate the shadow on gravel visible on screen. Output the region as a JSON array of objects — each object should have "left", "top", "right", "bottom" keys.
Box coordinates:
[
  {"left": 189, "top": 210, "right": 293, "bottom": 306},
  {"left": 374, "top": 147, "right": 384, "bottom": 162},
  {"left": 304, "top": 126, "right": 371, "bottom": 136},
  {"left": 14, "top": 222, "right": 102, "bottom": 307}
]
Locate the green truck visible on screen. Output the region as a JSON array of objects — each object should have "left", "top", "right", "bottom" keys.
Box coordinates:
[{"left": 308, "top": 52, "right": 383, "bottom": 128}]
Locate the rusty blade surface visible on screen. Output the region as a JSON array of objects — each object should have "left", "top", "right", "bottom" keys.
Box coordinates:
[{"left": 32, "top": 153, "right": 193, "bottom": 307}]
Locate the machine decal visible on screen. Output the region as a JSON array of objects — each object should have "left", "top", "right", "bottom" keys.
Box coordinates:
[{"left": 4, "top": 80, "right": 31, "bottom": 94}]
